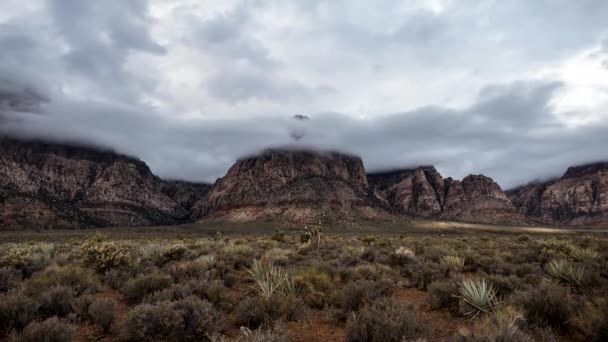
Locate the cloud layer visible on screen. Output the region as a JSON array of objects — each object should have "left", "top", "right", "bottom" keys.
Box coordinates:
[{"left": 1, "top": 0, "right": 608, "bottom": 189}]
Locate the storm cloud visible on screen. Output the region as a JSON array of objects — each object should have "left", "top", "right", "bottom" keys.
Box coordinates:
[{"left": 1, "top": 0, "right": 607, "bottom": 189}]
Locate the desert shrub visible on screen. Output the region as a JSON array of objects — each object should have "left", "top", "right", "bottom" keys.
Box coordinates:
[
  {"left": 441, "top": 255, "right": 465, "bottom": 272},
  {"left": 38, "top": 286, "right": 75, "bottom": 318},
  {"left": 347, "top": 263, "right": 398, "bottom": 282},
  {"left": 81, "top": 234, "right": 131, "bottom": 273},
  {"left": 29, "top": 265, "right": 101, "bottom": 296},
  {"left": 545, "top": 259, "right": 584, "bottom": 287},
  {"left": 89, "top": 297, "right": 117, "bottom": 333},
  {"left": 160, "top": 244, "right": 187, "bottom": 264},
  {"left": 235, "top": 294, "right": 304, "bottom": 329},
  {"left": 170, "top": 296, "right": 220, "bottom": 340},
  {"left": 0, "top": 267, "right": 20, "bottom": 293},
  {"left": 389, "top": 246, "right": 416, "bottom": 266},
  {"left": 126, "top": 302, "right": 182, "bottom": 341},
  {"left": 293, "top": 266, "right": 335, "bottom": 308},
  {"left": 143, "top": 283, "right": 193, "bottom": 304},
  {"left": 192, "top": 255, "right": 216, "bottom": 271},
  {"left": 427, "top": 278, "right": 459, "bottom": 310},
  {"left": 21, "top": 317, "right": 74, "bottom": 342},
  {"left": 359, "top": 248, "right": 377, "bottom": 262},
  {"left": 270, "top": 229, "right": 285, "bottom": 242},
  {"left": 236, "top": 325, "right": 287, "bottom": 342},
  {"left": 483, "top": 273, "right": 527, "bottom": 297},
  {"left": 103, "top": 268, "right": 133, "bottom": 290},
  {"left": 339, "top": 280, "right": 392, "bottom": 314},
  {"left": 570, "top": 247, "right": 600, "bottom": 263},
  {"left": 0, "top": 243, "right": 55, "bottom": 276},
  {"left": 453, "top": 306, "right": 532, "bottom": 342},
  {"left": 126, "top": 297, "right": 219, "bottom": 341},
  {"left": 246, "top": 259, "right": 295, "bottom": 299},
  {"left": 345, "top": 298, "right": 429, "bottom": 342},
  {"left": 457, "top": 279, "right": 498, "bottom": 317},
  {"left": 138, "top": 244, "right": 164, "bottom": 263},
  {"left": 121, "top": 273, "right": 173, "bottom": 302},
  {"left": 73, "top": 294, "right": 94, "bottom": 322},
  {"left": 401, "top": 260, "right": 444, "bottom": 290},
  {"left": 514, "top": 280, "right": 576, "bottom": 331},
  {"left": 572, "top": 298, "right": 608, "bottom": 341},
  {"left": 0, "top": 292, "right": 40, "bottom": 336}
]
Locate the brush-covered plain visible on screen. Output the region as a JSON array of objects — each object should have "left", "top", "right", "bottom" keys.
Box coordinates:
[{"left": 1, "top": 229, "right": 607, "bottom": 341}]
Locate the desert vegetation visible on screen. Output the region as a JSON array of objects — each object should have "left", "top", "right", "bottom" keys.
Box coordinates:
[{"left": 0, "top": 230, "right": 607, "bottom": 341}]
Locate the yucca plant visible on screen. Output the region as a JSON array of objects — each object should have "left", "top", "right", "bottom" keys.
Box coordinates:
[
  {"left": 441, "top": 255, "right": 465, "bottom": 272},
  {"left": 545, "top": 259, "right": 584, "bottom": 287},
  {"left": 246, "top": 258, "right": 294, "bottom": 300},
  {"left": 458, "top": 279, "right": 499, "bottom": 318},
  {"left": 570, "top": 247, "right": 599, "bottom": 263}
]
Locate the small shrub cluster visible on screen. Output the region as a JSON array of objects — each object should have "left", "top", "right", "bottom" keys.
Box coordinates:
[
  {"left": 126, "top": 296, "right": 219, "bottom": 341},
  {"left": 346, "top": 298, "right": 430, "bottom": 342},
  {"left": 81, "top": 234, "right": 131, "bottom": 273}
]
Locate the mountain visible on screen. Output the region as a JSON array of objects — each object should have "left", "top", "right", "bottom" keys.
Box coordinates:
[
  {"left": 368, "top": 166, "right": 527, "bottom": 225},
  {"left": 507, "top": 162, "right": 608, "bottom": 226},
  {"left": 190, "top": 149, "right": 396, "bottom": 225},
  {"left": 0, "top": 137, "right": 208, "bottom": 229}
]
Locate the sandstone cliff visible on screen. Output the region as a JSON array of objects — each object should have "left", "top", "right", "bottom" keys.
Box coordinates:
[
  {"left": 368, "top": 167, "right": 526, "bottom": 224},
  {"left": 508, "top": 162, "right": 608, "bottom": 226},
  {"left": 190, "top": 149, "right": 395, "bottom": 224},
  {"left": 0, "top": 138, "right": 201, "bottom": 229}
]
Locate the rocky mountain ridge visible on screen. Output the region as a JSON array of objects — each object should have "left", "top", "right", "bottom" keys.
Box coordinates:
[
  {"left": 367, "top": 167, "right": 527, "bottom": 225},
  {"left": 190, "top": 149, "right": 396, "bottom": 224},
  {"left": 1, "top": 137, "right": 606, "bottom": 229},
  {"left": 507, "top": 162, "right": 608, "bottom": 226},
  {"left": 0, "top": 137, "right": 209, "bottom": 229}
]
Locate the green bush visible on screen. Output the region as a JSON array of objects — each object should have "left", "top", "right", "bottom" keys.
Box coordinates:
[
  {"left": 81, "top": 235, "right": 131, "bottom": 273},
  {"left": 0, "top": 292, "right": 40, "bottom": 336},
  {"left": 0, "top": 267, "right": 20, "bottom": 293},
  {"left": 515, "top": 280, "right": 576, "bottom": 331},
  {"left": 427, "top": 279, "right": 459, "bottom": 310},
  {"left": 235, "top": 294, "right": 304, "bottom": 329},
  {"left": 160, "top": 244, "right": 187, "bottom": 264},
  {"left": 89, "top": 297, "right": 117, "bottom": 333},
  {"left": 335, "top": 279, "right": 392, "bottom": 321},
  {"left": 121, "top": 273, "right": 173, "bottom": 302},
  {"left": 126, "top": 296, "right": 219, "bottom": 341},
  {"left": 21, "top": 316, "right": 74, "bottom": 342},
  {"left": 38, "top": 286, "right": 75, "bottom": 318},
  {"left": 345, "top": 298, "right": 430, "bottom": 342},
  {"left": 453, "top": 306, "right": 532, "bottom": 342},
  {"left": 573, "top": 298, "right": 608, "bottom": 341},
  {"left": 457, "top": 279, "right": 498, "bottom": 317},
  {"left": 143, "top": 283, "right": 193, "bottom": 304},
  {"left": 0, "top": 243, "right": 55, "bottom": 276}
]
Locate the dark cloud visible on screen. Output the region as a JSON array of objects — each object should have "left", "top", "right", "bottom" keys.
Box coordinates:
[
  {"left": 2, "top": 78, "right": 606, "bottom": 189},
  {"left": 1, "top": 0, "right": 607, "bottom": 189}
]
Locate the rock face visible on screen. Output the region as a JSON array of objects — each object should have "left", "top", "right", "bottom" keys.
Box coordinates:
[
  {"left": 0, "top": 137, "right": 204, "bottom": 229},
  {"left": 508, "top": 162, "right": 608, "bottom": 226},
  {"left": 161, "top": 181, "right": 211, "bottom": 211},
  {"left": 368, "top": 167, "right": 525, "bottom": 224},
  {"left": 190, "top": 149, "right": 393, "bottom": 224}
]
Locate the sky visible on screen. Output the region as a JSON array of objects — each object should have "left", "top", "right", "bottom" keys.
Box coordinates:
[{"left": 1, "top": 0, "right": 607, "bottom": 188}]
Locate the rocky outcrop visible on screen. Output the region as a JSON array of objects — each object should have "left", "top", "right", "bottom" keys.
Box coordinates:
[
  {"left": 161, "top": 181, "right": 211, "bottom": 211},
  {"left": 0, "top": 137, "right": 194, "bottom": 229},
  {"left": 507, "top": 162, "right": 608, "bottom": 226},
  {"left": 368, "top": 167, "right": 526, "bottom": 224},
  {"left": 190, "top": 149, "right": 395, "bottom": 224}
]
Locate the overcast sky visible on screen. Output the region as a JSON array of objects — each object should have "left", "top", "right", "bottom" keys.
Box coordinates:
[{"left": 1, "top": 0, "right": 607, "bottom": 188}]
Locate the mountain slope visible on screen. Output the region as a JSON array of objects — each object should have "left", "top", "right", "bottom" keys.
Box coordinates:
[
  {"left": 190, "top": 149, "right": 396, "bottom": 224},
  {"left": 0, "top": 138, "right": 207, "bottom": 229},
  {"left": 507, "top": 162, "right": 608, "bottom": 226},
  {"left": 368, "top": 167, "right": 527, "bottom": 225}
]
